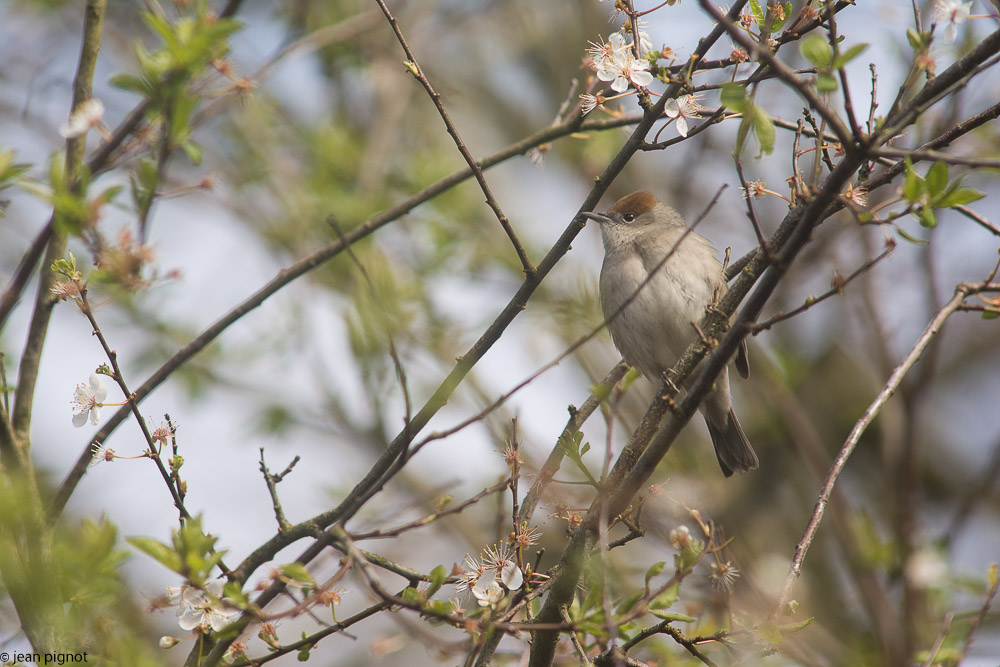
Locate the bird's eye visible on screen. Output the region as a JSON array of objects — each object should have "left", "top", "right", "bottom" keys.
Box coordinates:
[{"left": 622, "top": 213, "right": 636, "bottom": 222}]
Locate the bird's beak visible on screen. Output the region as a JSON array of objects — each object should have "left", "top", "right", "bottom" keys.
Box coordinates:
[{"left": 581, "top": 211, "right": 612, "bottom": 225}]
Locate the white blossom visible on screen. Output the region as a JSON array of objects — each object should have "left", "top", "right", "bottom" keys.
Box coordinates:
[
  {"left": 72, "top": 372, "right": 108, "bottom": 427},
  {"left": 663, "top": 94, "right": 705, "bottom": 138},
  {"left": 934, "top": 0, "right": 973, "bottom": 44},
  {"left": 589, "top": 31, "right": 654, "bottom": 93},
  {"left": 59, "top": 98, "right": 104, "bottom": 139},
  {"left": 169, "top": 580, "right": 238, "bottom": 634}
]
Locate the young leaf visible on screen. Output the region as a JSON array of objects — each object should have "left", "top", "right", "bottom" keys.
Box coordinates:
[
  {"left": 902, "top": 158, "right": 925, "bottom": 203},
  {"left": 894, "top": 225, "right": 928, "bottom": 245},
  {"left": 736, "top": 115, "right": 752, "bottom": 154},
  {"left": 816, "top": 73, "right": 839, "bottom": 92},
  {"left": 777, "top": 616, "right": 815, "bottom": 635},
  {"left": 644, "top": 561, "right": 667, "bottom": 586},
  {"left": 917, "top": 207, "right": 937, "bottom": 228},
  {"left": 833, "top": 43, "right": 869, "bottom": 69},
  {"left": 751, "top": 106, "right": 776, "bottom": 155},
  {"left": 758, "top": 621, "right": 784, "bottom": 645},
  {"left": 650, "top": 610, "right": 697, "bottom": 622},
  {"left": 427, "top": 564, "right": 447, "bottom": 597},
  {"left": 801, "top": 35, "right": 832, "bottom": 68},
  {"left": 650, "top": 581, "right": 680, "bottom": 610},
  {"left": 127, "top": 536, "right": 183, "bottom": 573},
  {"left": 938, "top": 187, "right": 985, "bottom": 208},
  {"left": 110, "top": 73, "right": 152, "bottom": 97},
  {"left": 280, "top": 563, "right": 315, "bottom": 586},
  {"left": 925, "top": 161, "right": 949, "bottom": 197},
  {"left": 720, "top": 83, "right": 747, "bottom": 112}
]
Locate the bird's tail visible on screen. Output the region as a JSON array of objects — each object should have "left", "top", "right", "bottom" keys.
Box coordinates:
[{"left": 705, "top": 409, "right": 759, "bottom": 477}]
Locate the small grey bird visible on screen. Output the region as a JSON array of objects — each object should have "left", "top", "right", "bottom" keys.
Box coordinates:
[{"left": 583, "top": 190, "right": 758, "bottom": 476}]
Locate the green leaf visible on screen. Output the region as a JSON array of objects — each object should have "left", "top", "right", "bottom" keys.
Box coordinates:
[
  {"left": 223, "top": 581, "right": 250, "bottom": 609},
  {"left": 427, "top": 564, "right": 447, "bottom": 597},
  {"left": 758, "top": 621, "right": 784, "bottom": 645},
  {"left": 894, "top": 225, "right": 928, "bottom": 245},
  {"left": 280, "top": 563, "right": 315, "bottom": 586},
  {"left": 751, "top": 106, "right": 775, "bottom": 155},
  {"left": 801, "top": 35, "right": 832, "bottom": 68},
  {"left": 816, "top": 73, "right": 839, "bottom": 92},
  {"left": 735, "top": 116, "right": 752, "bottom": 155},
  {"left": 650, "top": 610, "right": 697, "bottom": 622},
  {"left": 616, "top": 592, "right": 641, "bottom": 615},
  {"left": 559, "top": 431, "right": 582, "bottom": 459},
  {"left": 180, "top": 139, "right": 204, "bottom": 165},
  {"left": 984, "top": 310, "right": 1000, "bottom": 320},
  {"left": 127, "top": 536, "right": 182, "bottom": 573},
  {"left": 749, "top": 0, "right": 764, "bottom": 23},
  {"left": 720, "top": 83, "right": 747, "bottom": 112},
  {"left": 833, "top": 43, "right": 869, "bottom": 69},
  {"left": 650, "top": 581, "right": 680, "bottom": 610},
  {"left": 925, "top": 161, "right": 949, "bottom": 197},
  {"left": 0, "top": 148, "right": 31, "bottom": 189},
  {"left": 777, "top": 616, "right": 815, "bottom": 635},
  {"left": 917, "top": 207, "right": 937, "bottom": 228},
  {"left": 109, "top": 73, "right": 152, "bottom": 97},
  {"left": 937, "top": 186, "right": 984, "bottom": 208},
  {"left": 645, "top": 561, "right": 667, "bottom": 585},
  {"left": 401, "top": 586, "right": 422, "bottom": 604},
  {"left": 903, "top": 158, "right": 925, "bottom": 203}
]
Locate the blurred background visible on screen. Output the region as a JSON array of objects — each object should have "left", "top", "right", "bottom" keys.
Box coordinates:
[{"left": 1, "top": 0, "right": 998, "bottom": 664}]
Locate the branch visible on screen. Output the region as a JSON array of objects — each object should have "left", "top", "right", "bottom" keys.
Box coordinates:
[
  {"left": 375, "top": 0, "right": 534, "bottom": 276},
  {"left": 50, "top": 111, "right": 631, "bottom": 518},
  {"left": 698, "top": 0, "right": 857, "bottom": 149},
  {"left": 873, "top": 147, "right": 1000, "bottom": 169},
  {"left": 771, "top": 281, "right": 996, "bottom": 617}
]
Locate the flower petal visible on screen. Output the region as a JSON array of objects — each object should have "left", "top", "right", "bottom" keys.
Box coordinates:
[
  {"left": 90, "top": 373, "right": 109, "bottom": 402},
  {"left": 501, "top": 560, "right": 523, "bottom": 590},
  {"left": 629, "top": 69, "right": 653, "bottom": 88},
  {"left": 472, "top": 569, "right": 496, "bottom": 600},
  {"left": 676, "top": 116, "right": 689, "bottom": 138}
]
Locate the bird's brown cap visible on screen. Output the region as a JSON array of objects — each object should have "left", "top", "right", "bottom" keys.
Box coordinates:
[{"left": 607, "top": 190, "right": 659, "bottom": 217}]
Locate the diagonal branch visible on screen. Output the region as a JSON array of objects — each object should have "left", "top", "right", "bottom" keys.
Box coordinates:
[
  {"left": 374, "top": 0, "right": 535, "bottom": 276},
  {"left": 772, "top": 280, "right": 997, "bottom": 617},
  {"left": 50, "top": 111, "right": 632, "bottom": 518}
]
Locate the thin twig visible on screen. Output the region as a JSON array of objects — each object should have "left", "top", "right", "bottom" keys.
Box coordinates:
[
  {"left": 347, "top": 478, "right": 509, "bottom": 540},
  {"left": 751, "top": 238, "right": 896, "bottom": 332},
  {"left": 259, "top": 448, "right": 299, "bottom": 533},
  {"left": 919, "top": 612, "right": 953, "bottom": 667},
  {"left": 374, "top": 0, "right": 535, "bottom": 276},
  {"left": 698, "top": 0, "right": 856, "bottom": 149},
  {"left": 733, "top": 156, "right": 768, "bottom": 248},
  {"left": 873, "top": 147, "right": 1000, "bottom": 169},
  {"left": 955, "top": 564, "right": 1000, "bottom": 663},
  {"left": 771, "top": 281, "right": 991, "bottom": 617},
  {"left": 825, "top": 1, "right": 864, "bottom": 140}
]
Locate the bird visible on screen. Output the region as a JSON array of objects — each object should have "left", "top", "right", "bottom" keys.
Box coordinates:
[{"left": 583, "top": 190, "right": 758, "bottom": 476}]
